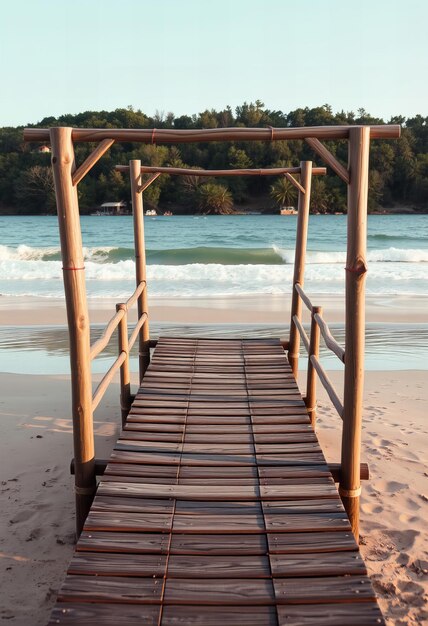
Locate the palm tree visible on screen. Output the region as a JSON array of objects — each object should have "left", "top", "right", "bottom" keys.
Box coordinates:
[
  {"left": 196, "top": 183, "right": 234, "bottom": 214},
  {"left": 270, "top": 177, "right": 297, "bottom": 208},
  {"left": 310, "top": 178, "right": 329, "bottom": 213}
]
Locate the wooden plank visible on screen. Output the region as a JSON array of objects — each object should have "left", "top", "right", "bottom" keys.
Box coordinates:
[
  {"left": 253, "top": 432, "right": 317, "bottom": 444},
  {"left": 259, "top": 466, "right": 331, "bottom": 479},
  {"left": 110, "top": 451, "right": 256, "bottom": 466},
  {"left": 172, "top": 514, "right": 266, "bottom": 534},
  {"left": 58, "top": 575, "right": 162, "bottom": 603},
  {"left": 167, "top": 554, "right": 271, "bottom": 578},
  {"left": 48, "top": 603, "right": 160, "bottom": 625},
  {"left": 170, "top": 534, "right": 268, "bottom": 555},
  {"left": 77, "top": 531, "right": 169, "bottom": 554},
  {"left": 68, "top": 552, "right": 167, "bottom": 576},
  {"left": 257, "top": 453, "right": 327, "bottom": 465},
  {"left": 98, "top": 481, "right": 259, "bottom": 500},
  {"left": 262, "top": 498, "right": 344, "bottom": 514},
  {"left": 104, "top": 463, "right": 178, "bottom": 479},
  {"left": 175, "top": 500, "right": 262, "bottom": 515},
  {"left": 163, "top": 578, "right": 275, "bottom": 605},
  {"left": 277, "top": 602, "right": 386, "bottom": 625},
  {"left": 264, "top": 512, "right": 351, "bottom": 532},
  {"left": 267, "top": 531, "right": 358, "bottom": 554},
  {"left": 91, "top": 495, "right": 174, "bottom": 514},
  {"left": 98, "top": 482, "right": 338, "bottom": 501},
  {"left": 161, "top": 606, "right": 277, "bottom": 626},
  {"left": 178, "top": 466, "right": 258, "bottom": 479},
  {"left": 273, "top": 575, "right": 376, "bottom": 603},
  {"left": 260, "top": 484, "right": 338, "bottom": 500},
  {"left": 270, "top": 552, "right": 367, "bottom": 577},
  {"left": 84, "top": 511, "right": 172, "bottom": 532}
]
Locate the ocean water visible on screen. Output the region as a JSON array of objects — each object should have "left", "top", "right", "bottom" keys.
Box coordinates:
[
  {"left": 0, "top": 214, "right": 427, "bottom": 373},
  {"left": 0, "top": 214, "right": 428, "bottom": 299}
]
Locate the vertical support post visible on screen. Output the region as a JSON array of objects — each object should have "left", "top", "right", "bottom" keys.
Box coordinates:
[
  {"left": 130, "top": 160, "right": 150, "bottom": 383},
  {"left": 117, "top": 303, "right": 131, "bottom": 425},
  {"left": 305, "top": 305, "right": 322, "bottom": 429},
  {"left": 50, "top": 127, "right": 96, "bottom": 537},
  {"left": 288, "top": 161, "right": 313, "bottom": 377},
  {"left": 340, "top": 126, "right": 370, "bottom": 541}
]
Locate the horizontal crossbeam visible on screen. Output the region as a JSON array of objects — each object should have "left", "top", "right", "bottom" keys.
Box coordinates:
[{"left": 24, "top": 124, "right": 401, "bottom": 143}]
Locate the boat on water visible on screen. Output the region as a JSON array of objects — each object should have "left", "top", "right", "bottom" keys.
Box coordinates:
[
  {"left": 280, "top": 206, "right": 298, "bottom": 215},
  {"left": 145, "top": 209, "right": 157, "bottom": 216},
  {"left": 163, "top": 211, "right": 173, "bottom": 216}
]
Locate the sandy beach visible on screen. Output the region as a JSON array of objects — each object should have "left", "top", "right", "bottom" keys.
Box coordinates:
[
  {"left": 0, "top": 296, "right": 427, "bottom": 625},
  {"left": 1, "top": 293, "right": 428, "bottom": 327}
]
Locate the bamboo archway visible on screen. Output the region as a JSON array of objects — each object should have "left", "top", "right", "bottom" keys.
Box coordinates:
[{"left": 24, "top": 124, "right": 401, "bottom": 537}]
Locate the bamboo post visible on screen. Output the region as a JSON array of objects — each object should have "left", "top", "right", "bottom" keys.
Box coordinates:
[
  {"left": 305, "top": 305, "right": 322, "bottom": 429},
  {"left": 50, "top": 127, "right": 96, "bottom": 537},
  {"left": 288, "top": 161, "right": 313, "bottom": 376},
  {"left": 340, "top": 126, "right": 370, "bottom": 541},
  {"left": 130, "top": 159, "right": 150, "bottom": 383},
  {"left": 117, "top": 303, "right": 131, "bottom": 425}
]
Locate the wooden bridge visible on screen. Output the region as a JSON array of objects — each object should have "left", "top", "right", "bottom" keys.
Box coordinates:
[
  {"left": 49, "top": 337, "right": 384, "bottom": 625},
  {"left": 23, "top": 123, "right": 401, "bottom": 624}
]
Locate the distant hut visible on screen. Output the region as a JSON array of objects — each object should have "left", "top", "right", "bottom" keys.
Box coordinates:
[
  {"left": 99, "top": 201, "right": 128, "bottom": 215},
  {"left": 38, "top": 145, "right": 51, "bottom": 153}
]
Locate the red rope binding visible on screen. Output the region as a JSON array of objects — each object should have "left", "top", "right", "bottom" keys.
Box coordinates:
[
  {"left": 151, "top": 128, "right": 156, "bottom": 144},
  {"left": 62, "top": 266, "right": 85, "bottom": 271},
  {"left": 267, "top": 125, "right": 274, "bottom": 141}
]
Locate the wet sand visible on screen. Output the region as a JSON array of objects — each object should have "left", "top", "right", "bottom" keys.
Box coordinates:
[{"left": 1, "top": 293, "right": 428, "bottom": 325}]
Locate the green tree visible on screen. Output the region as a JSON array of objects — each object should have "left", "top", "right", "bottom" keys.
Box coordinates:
[
  {"left": 310, "top": 179, "right": 329, "bottom": 213},
  {"left": 15, "top": 165, "right": 55, "bottom": 213},
  {"left": 196, "top": 183, "right": 234, "bottom": 214},
  {"left": 270, "top": 177, "right": 297, "bottom": 209}
]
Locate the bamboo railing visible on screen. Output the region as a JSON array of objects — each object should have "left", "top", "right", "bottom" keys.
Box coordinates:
[
  {"left": 293, "top": 283, "right": 345, "bottom": 420},
  {"left": 90, "top": 281, "right": 147, "bottom": 416},
  {"left": 24, "top": 123, "right": 400, "bottom": 539}
]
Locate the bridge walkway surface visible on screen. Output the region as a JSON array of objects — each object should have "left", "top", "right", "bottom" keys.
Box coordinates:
[{"left": 48, "top": 337, "right": 384, "bottom": 625}]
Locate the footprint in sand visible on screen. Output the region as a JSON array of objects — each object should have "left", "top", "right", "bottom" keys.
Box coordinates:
[
  {"left": 361, "top": 502, "right": 383, "bottom": 515},
  {"left": 384, "top": 529, "right": 420, "bottom": 551},
  {"left": 398, "top": 513, "right": 420, "bottom": 525},
  {"left": 377, "top": 480, "right": 409, "bottom": 494},
  {"left": 8, "top": 508, "right": 37, "bottom": 525}
]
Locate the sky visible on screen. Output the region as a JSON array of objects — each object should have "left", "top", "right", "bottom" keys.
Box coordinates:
[{"left": 0, "top": 0, "right": 427, "bottom": 127}]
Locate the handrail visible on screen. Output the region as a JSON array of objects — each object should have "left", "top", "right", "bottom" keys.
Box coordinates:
[
  {"left": 92, "top": 351, "right": 127, "bottom": 411},
  {"left": 295, "top": 284, "right": 345, "bottom": 363},
  {"left": 295, "top": 283, "right": 312, "bottom": 312},
  {"left": 125, "top": 280, "right": 146, "bottom": 310},
  {"left": 313, "top": 313, "right": 345, "bottom": 363},
  {"left": 89, "top": 281, "right": 146, "bottom": 360},
  {"left": 90, "top": 309, "right": 125, "bottom": 360},
  {"left": 292, "top": 315, "right": 310, "bottom": 353},
  {"left": 310, "top": 355, "right": 344, "bottom": 418},
  {"left": 129, "top": 313, "right": 148, "bottom": 352}
]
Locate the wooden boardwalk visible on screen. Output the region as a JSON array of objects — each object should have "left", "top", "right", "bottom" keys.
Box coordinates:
[{"left": 49, "top": 337, "right": 384, "bottom": 625}]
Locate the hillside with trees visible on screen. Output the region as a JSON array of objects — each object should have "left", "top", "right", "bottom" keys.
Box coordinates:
[{"left": 0, "top": 102, "right": 426, "bottom": 214}]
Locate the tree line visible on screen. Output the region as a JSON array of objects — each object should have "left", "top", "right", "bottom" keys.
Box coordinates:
[{"left": 0, "top": 102, "right": 426, "bottom": 214}]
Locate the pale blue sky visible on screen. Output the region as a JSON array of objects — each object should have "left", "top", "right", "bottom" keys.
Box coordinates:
[{"left": 0, "top": 0, "right": 426, "bottom": 126}]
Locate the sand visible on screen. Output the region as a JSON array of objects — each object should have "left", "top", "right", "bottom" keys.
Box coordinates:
[
  {"left": 0, "top": 296, "right": 427, "bottom": 625},
  {"left": 2, "top": 293, "right": 428, "bottom": 325}
]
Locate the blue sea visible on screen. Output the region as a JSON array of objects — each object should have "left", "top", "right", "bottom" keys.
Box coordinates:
[
  {"left": 1, "top": 214, "right": 428, "bottom": 298},
  {"left": 0, "top": 214, "right": 427, "bottom": 372}
]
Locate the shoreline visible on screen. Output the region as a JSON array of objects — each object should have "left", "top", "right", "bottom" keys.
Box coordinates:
[{"left": 1, "top": 293, "right": 428, "bottom": 325}]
